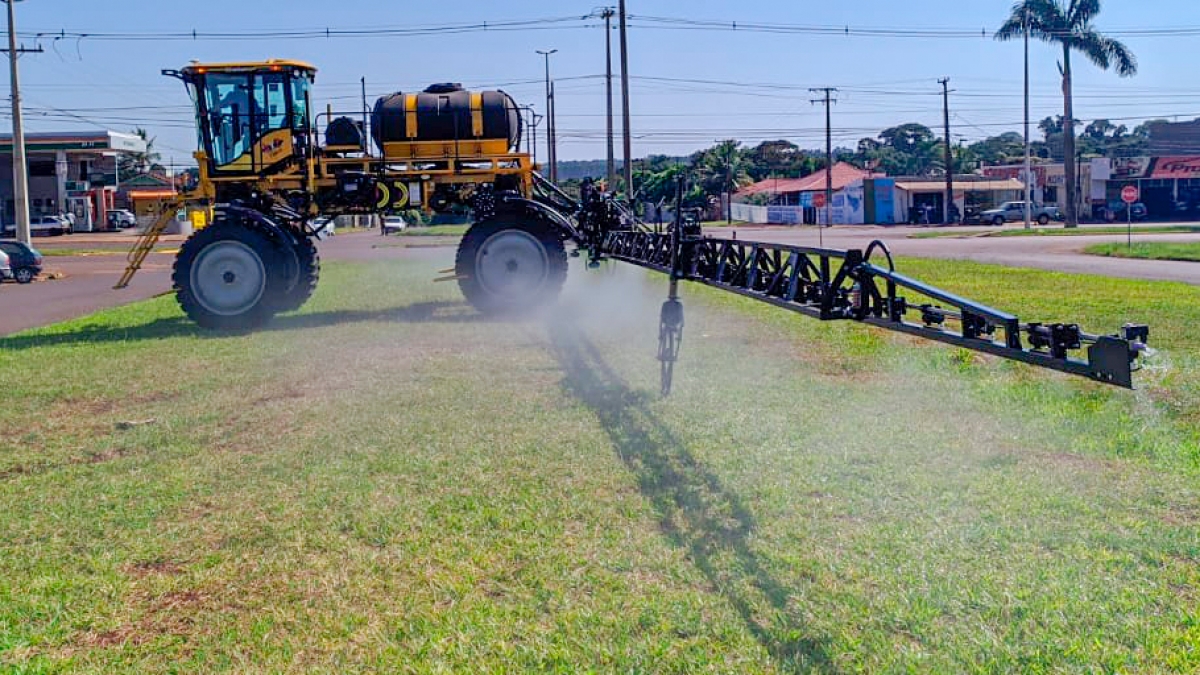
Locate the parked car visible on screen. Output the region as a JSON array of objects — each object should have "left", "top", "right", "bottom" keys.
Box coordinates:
[
  {"left": 312, "top": 216, "right": 335, "bottom": 240},
  {"left": 106, "top": 209, "right": 137, "bottom": 230},
  {"left": 0, "top": 248, "right": 10, "bottom": 282},
  {"left": 1104, "top": 201, "right": 1148, "bottom": 222},
  {"left": 382, "top": 214, "right": 407, "bottom": 234},
  {"left": 2, "top": 215, "right": 72, "bottom": 237},
  {"left": 0, "top": 239, "right": 42, "bottom": 283},
  {"left": 979, "top": 201, "right": 1064, "bottom": 226}
]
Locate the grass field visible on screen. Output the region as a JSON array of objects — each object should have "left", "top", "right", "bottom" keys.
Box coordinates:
[
  {"left": 396, "top": 224, "right": 471, "bottom": 237},
  {"left": 910, "top": 225, "right": 1200, "bottom": 239},
  {"left": 1086, "top": 241, "right": 1200, "bottom": 263},
  {"left": 1, "top": 252, "right": 1198, "bottom": 673}
]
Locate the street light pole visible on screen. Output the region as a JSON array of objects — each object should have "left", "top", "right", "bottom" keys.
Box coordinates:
[
  {"left": 4, "top": 0, "right": 33, "bottom": 244},
  {"left": 536, "top": 49, "right": 558, "bottom": 183}
]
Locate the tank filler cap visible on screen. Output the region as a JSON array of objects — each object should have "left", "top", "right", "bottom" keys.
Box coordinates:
[{"left": 424, "top": 83, "right": 465, "bottom": 94}]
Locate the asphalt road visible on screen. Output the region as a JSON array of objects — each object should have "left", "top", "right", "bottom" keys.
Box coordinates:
[{"left": 1, "top": 225, "right": 1197, "bottom": 337}]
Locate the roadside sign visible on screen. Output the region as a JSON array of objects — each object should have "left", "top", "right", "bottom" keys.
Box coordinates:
[
  {"left": 813, "top": 192, "right": 827, "bottom": 209},
  {"left": 1121, "top": 185, "right": 1138, "bottom": 250}
]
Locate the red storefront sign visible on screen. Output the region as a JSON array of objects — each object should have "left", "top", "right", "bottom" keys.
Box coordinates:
[
  {"left": 1151, "top": 157, "right": 1200, "bottom": 179},
  {"left": 982, "top": 165, "right": 1046, "bottom": 185}
]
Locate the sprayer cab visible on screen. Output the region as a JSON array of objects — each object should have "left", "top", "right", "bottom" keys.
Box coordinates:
[{"left": 164, "top": 60, "right": 317, "bottom": 179}]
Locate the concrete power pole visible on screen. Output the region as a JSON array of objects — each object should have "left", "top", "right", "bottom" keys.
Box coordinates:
[
  {"left": 618, "top": 0, "right": 633, "bottom": 205},
  {"left": 4, "top": 0, "right": 40, "bottom": 245},
  {"left": 939, "top": 77, "right": 954, "bottom": 224},
  {"left": 602, "top": 7, "right": 616, "bottom": 189},
  {"left": 1023, "top": 9, "right": 1032, "bottom": 229},
  {"left": 810, "top": 87, "right": 837, "bottom": 241}
]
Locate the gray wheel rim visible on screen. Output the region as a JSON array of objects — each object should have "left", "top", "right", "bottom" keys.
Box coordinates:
[
  {"left": 189, "top": 240, "right": 267, "bottom": 316},
  {"left": 15, "top": 268, "right": 32, "bottom": 283},
  {"left": 475, "top": 229, "right": 550, "bottom": 300}
]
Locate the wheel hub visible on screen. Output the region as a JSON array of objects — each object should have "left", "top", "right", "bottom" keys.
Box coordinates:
[
  {"left": 189, "top": 240, "right": 267, "bottom": 316},
  {"left": 475, "top": 230, "right": 550, "bottom": 300}
]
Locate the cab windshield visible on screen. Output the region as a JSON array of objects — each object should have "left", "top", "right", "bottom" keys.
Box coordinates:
[{"left": 199, "top": 69, "right": 311, "bottom": 170}]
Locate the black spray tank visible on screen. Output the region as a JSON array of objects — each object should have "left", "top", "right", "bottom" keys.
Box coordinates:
[{"left": 371, "top": 83, "right": 522, "bottom": 152}]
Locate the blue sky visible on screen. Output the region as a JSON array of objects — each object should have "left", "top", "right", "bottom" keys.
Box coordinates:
[{"left": 6, "top": 1, "right": 1197, "bottom": 165}]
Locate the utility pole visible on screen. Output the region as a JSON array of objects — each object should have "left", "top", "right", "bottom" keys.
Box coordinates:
[
  {"left": 537, "top": 49, "right": 558, "bottom": 182},
  {"left": 1023, "top": 8, "right": 1032, "bottom": 229},
  {"left": 618, "top": 0, "right": 633, "bottom": 205},
  {"left": 4, "top": 0, "right": 40, "bottom": 245},
  {"left": 549, "top": 81, "right": 558, "bottom": 182},
  {"left": 810, "top": 87, "right": 837, "bottom": 241},
  {"left": 939, "top": 77, "right": 954, "bottom": 225},
  {"left": 601, "top": 7, "right": 616, "bottom": 189}
]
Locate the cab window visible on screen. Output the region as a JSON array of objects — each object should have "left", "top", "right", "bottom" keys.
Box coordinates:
[
  {"left": 290, "top": 75, "right": 310, "bottom": 130},
  {"left": 257, "top": 72, "right": 289, "bottom": 134},
  {"left": 202, "top": 73, "right": 252, "bottom": 168}
]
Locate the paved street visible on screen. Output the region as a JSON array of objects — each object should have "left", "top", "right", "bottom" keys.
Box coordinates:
[{"left": 709, "top": 224, "right": 1200, "bottom": 286}]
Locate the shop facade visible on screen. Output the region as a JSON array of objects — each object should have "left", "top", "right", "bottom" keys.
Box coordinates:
[{"left": 0, "top": 130, "right": 147, "bottom": 231}]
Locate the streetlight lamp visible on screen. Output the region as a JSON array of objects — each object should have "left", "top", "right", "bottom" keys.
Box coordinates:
[
  {"left": 536, "top": 49, "right": 558, "bottom": 183},
  {"left": 3, "top": 0, "right": 31, "bottom": 244}
]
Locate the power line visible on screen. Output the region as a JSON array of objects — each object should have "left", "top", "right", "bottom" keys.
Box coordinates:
[
  {"left": 21, "top": 16, "right": 591, "bottom": 42},
  {"left": 626, "top": 14, "right": 1200, "bottom": 40}
]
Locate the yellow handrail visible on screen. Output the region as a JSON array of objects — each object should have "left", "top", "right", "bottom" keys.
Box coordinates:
[{"left": 114, "top": 196, "right": 188, "bottom": 290}]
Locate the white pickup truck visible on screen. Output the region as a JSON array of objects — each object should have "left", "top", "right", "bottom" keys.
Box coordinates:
[{"left": 979, "top": 201, "right": 1064, "bottom": 226}]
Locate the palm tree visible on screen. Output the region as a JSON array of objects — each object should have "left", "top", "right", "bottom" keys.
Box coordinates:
[
  {"left": 996, "top": 0, "right": 1136, "bottom": 227},
  {"left": 696, "top": 140, "right": 752, "bottom": 223},
  {"left": 119, "top": 127, "right": 164, "bottom": 179}
]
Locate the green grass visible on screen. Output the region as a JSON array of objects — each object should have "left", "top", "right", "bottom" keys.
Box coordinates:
[
  {"left": 1, "top": 255, "right": 1198, "bottom": 673},
  {"left": 1085, "top": 241, "right": 1200, "bottom": 263},
  {"left": 396, "top": 224, "right": 471, "bottom": 237},
  {"left": 910, "top": 224, "right": 1200, "bottom": 239}
]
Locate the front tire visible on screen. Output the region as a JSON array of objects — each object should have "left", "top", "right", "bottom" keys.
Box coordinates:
[
  {"left": 455, "top": 217, "right": 568, "bottom": 315},
  {"left": 173, "top": 219, "right": 287, "bottom": 330}
]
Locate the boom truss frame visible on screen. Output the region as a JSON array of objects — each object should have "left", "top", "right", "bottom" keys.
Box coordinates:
[{"left": 599, "top": 230, "right": 1148, "bottom": 389}]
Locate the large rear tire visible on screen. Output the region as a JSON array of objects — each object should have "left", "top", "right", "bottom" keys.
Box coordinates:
[
  {"left": 274, "top": 233, "right": 320, "bottom": 313},
  {"left": 455, "top": 217, "right": 568, "bottom": 315},
  {"left": 173, "top": 219, "right": 288, "bottom": 330}
]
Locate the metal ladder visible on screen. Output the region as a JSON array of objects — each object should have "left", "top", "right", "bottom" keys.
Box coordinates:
[{"left": 114, "top": 197, "right": 186, "bottom": 290}]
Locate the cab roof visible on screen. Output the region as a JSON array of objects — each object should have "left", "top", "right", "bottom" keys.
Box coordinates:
[{"left": 181, "top": 59, "right": 317, "bottom": 76}]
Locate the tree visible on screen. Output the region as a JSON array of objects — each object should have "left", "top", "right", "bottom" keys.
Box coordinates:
[
  {"left": 968, "top": 131, "right": 1028, "bottom": 166},
  {"left": 693, "top": 140, "right": 752, "bottom": 222},
  {"left": 743, "top": 140, "right": 817, "bottom": 181},
  {"left": 997, "top": 1, "right": 1137, "bottom": 227},
  {"left": 118, "top": 127, "right": 164, "bottom": 179}
]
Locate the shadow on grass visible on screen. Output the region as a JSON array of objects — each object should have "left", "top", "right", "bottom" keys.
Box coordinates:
[
  {"left": 0, "top": 301, "right": 478, "bottom": 350},
  {"left": 548, "top": 322, "right": 837, "bottom": 674}
]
